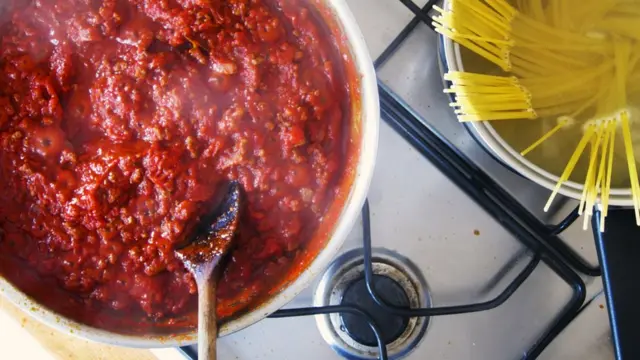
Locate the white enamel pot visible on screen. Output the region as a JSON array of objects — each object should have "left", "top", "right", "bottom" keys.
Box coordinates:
[{"left": 439, "top": 0, "right": 634, "bottom": 207}]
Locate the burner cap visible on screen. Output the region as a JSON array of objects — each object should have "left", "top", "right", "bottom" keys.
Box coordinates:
[
  {"left": 341, "top": 275, "right": 410, "bottom": 346},
  {"left": 313, "top": 248, "right": 431, "bottom": 359}
]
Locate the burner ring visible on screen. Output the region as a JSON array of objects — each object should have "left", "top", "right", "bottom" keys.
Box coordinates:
[{"left": 313, "top": 248, "right": 431, "bottom": 359}]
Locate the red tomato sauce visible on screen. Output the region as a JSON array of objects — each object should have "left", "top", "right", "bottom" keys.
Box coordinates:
[{"left": 0, "top": 0, "right": 354, "bottom": 332}]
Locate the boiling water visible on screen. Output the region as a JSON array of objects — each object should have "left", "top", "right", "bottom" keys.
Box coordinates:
[
  {"left": 491, "top": 106, "right": 640, "bottom": 188},
  {"left": 458, "top": 42, "right": 640, "bottom": 189}
]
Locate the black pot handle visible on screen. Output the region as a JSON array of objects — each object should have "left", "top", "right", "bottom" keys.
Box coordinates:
[{"left": 592, "top": 207, "right": 640, "bottom": 360}]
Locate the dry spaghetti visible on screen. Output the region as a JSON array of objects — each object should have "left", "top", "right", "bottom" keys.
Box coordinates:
[{"left": 434, "top": 0, "right": 640, "bottom": 229}]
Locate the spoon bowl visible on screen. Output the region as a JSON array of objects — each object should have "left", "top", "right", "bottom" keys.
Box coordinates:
[{"left": 175, "top": 181, "right": 242, "bottom": 360}]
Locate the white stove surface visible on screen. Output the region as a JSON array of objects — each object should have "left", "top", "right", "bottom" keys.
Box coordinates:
[{"left": 165, "top": 1, "right": 614, "bottom": 359}]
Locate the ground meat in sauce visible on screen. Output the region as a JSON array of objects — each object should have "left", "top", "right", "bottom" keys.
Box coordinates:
[{"left": 0, "top": 0, "right": 350, "bottom": 330}]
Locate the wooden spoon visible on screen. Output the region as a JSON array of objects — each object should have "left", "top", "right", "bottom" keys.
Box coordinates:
[{"left": 175, "top": 181, "right": 242, "bottom": 360}]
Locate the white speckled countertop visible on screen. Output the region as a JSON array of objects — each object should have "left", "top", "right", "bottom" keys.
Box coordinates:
[{"left": 0, "top": 296, "right": 166, "bottom": 360}]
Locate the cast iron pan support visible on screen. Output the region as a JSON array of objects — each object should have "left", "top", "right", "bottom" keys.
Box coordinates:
[{"left": 592, "top": 207, "right": 640, "bottom": 360}]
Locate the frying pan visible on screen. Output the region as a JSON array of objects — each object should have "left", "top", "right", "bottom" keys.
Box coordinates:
[
  {"left": 0, "top": 0, "right": 379, "bottom": 348},
  {"left": 438, "top": 1, "right": 640, "bottom": 357}
]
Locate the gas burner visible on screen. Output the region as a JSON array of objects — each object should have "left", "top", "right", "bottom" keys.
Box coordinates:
[{"left": 313, "top": 248, "right": 431, "bottom": 359}]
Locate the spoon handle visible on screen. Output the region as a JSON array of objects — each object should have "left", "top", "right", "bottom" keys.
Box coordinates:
[{"left": 197, "top": 271, "right": 218, "bottom": 360}]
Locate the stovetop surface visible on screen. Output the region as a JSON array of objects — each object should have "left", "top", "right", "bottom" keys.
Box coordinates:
[{"left": 173, "top": 1, "right": 613, "bottom": 359}]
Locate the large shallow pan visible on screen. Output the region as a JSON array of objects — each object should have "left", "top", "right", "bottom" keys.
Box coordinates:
[{"left": 0, "top": 0, "right": 379, "bottom": 348}]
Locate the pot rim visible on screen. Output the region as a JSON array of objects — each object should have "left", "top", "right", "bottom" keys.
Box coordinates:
[
  {"left": 440, "top": 16, "right": 634, "bottom": 207},
  {"left": 0, "top": 0, "right": 380, "bottom": 348}
]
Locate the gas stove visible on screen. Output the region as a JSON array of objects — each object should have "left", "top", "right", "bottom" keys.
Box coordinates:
[{"left": 160, "top": 1, "right": 614, "bottom": 359}]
